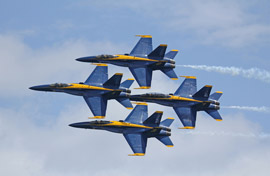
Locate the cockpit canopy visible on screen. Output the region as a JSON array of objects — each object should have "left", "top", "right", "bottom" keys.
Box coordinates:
[
  {"left": 50, "top": 83, "right": 71, "bottom": 88},
  {"left": 141, "top": 92, "right": 170, "bottom": 98},
  {"left": 96, "top": 54, "right": 116, "bottom": 59},
  {"left": 90, "top": 120, "right": 111, "bottom": 124}
]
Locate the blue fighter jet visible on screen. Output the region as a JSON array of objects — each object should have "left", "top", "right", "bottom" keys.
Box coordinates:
[
  {"left": 69, "top": 103, "right": 174, "bottom": 156},
  {"left": 76, "top": 35, "right": 178, "bottom": 89},
  {"left": 130, "top": 76, "right": 223, "bottom": 129},
  {"left": 29, "top": 64, "right": 134, "bottom": 119}
]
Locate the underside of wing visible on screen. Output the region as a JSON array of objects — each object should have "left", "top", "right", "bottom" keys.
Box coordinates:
[
  {"left": 83, "top": 96, "right": 108, "bottom": 118},
  {"left": 130, "top": 35, "right": 152, "bottom": 57},
  {"left": 84, "top": 65, "right": 108, "bottom": 86},
  {"left": 174, "top": 76, "right": 197, "bottom": 97},
  {"left": 124, "top": 104, "right": 148, "bottom": 124},
  {"left": 124, "top": 133, "right": 147, "bottom": 156},
  {"left": 129, "top": 67, "right": 153, "bottom": 88},
  {"left": 173, "top": 107, "right": 197, "bottom": 129}
]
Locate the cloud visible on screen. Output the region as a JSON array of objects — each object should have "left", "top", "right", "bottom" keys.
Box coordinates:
[
  {"left": 82, "top": 0, "right": 270, "bottom": 48},
  {"left": 0, "top": 34, "right": 130, "bottom": 97},
  {"left": 1, "top": 100, "right": 270, "bottom": 176}
]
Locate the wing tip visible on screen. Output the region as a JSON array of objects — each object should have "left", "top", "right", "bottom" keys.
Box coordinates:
[
  {"left": 166, "top": 145, "right": 174, "bottom": 147},
  {"left": 88, "top": 116, "right": 105, "bottom": 119},
  {"left": 135, "top": 35, "right": 152, "bottom": 38},
  {"left": 134, "top": 86, "right": 151, "bottom": 89},
  {"left": 128, "top": 153, "right": 145, "bottom": 156},
  {"left": 132, "top": 102, "right": 148, "bottom": 106},
  {"left": 180, "top": 76, "right": 196, "bottom": 79},
  {"left": 171, "top": 78, "right": 178, "bottom": 80},
  {"left": 178, "top": 126, "right": 195, "bottom": 129}
]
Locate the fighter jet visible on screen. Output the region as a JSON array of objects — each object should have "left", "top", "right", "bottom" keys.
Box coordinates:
[
  {"left": 29, "top": 64, "right": 134, "bottom": 119},
  {"left": 130, "top": 76, "right": 223, "bottom": 129},
  {"left": 69, "top": 103, "right": 174, "bottom": 156},
  {"left": 76, "top": 35, "right": 178, "bottom": 89}
]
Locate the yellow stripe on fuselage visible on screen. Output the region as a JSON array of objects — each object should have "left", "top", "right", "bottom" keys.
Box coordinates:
[
  {"left": 109, "top": 55, "right": 159, "bottom": 62},
  {"left": 144, "top": 95, "right": 203, "bottom": 103},
  {"left": 102, "top": 121, "right": 153, "bottom": 129},
  {"left": 62, "top": 83, "right": 115, "bottom": 91}
]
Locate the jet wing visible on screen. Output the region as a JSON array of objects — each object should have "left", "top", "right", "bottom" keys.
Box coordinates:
[
  {"left": 84, "top": 64, "right": 108, "bottom": 86},
  {"left": 83, "top": 96, "right": 108, "bottom": 118},
  {"left": 124, "top": 103, "right": 148, "bottom": 124},
  {"left": 173, "top": 107, "right": 197, "bottom": 129},
  {"left": 124, "top": 133, "right": 147, "bottom": 156},
  {"left": 130, "top": 35, "right": 152, "bottom": 57},
  {"left": 174, "top": 76, "right": 197, "bottom": 97},
  {"left": 129, "top": 67, "right": 153, "bottom": 88}
]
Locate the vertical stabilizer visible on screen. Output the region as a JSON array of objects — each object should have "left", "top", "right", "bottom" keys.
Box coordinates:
[
  {"left": 192, "top": 85, "right": 212, "bottom": 99},
  {"left": 103, "top": 73, "right": 123, "bottom": 89},
  {"left": 148, "top": 44, "right": 167, "bottom": 60},
  {"left": 143, "top": 111, "right": 163, "bottom": 126}
]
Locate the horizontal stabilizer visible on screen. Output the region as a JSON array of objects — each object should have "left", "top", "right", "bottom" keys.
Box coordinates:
[
  {"left": 192, "top": 85, "right": 212, "bottom": 99},
  {"left": 161, "top": 68, "right": 178, "bottom": 80},
  {"left": 174, "top": 76, "right": 197, "bottom": 97},
  {"left": 160, "top": 117, "right": 174, "bottom": 127},
  {"left": 143, "top": 111, "right": 163, "bottom": 126},
  {"left": 120, "top": 79, "right": 134, "bottom": 89},
  {"left": 124, "top": 104, "right": 148, "bottom": 124},
  {"left": 205, "top": 110, "right": 222, "bottom": 121},
  {"left": 116, "top": 98, "right": 133, "bottom": 109},
  {"left": 165, "top": 50, "right": 178, "bottom": 59},
  {"left": 85, "top": 65, "right": 108, "bottom": 86},
  {"left": 148, "top": 44, "right": 167, "bottom": 60},
  {"left": 156, "top": 136, "right": 173, "bottom": 147},
  {"left": 130, "top": 35, "right": 152, "bottom": 57},
  {"left": 210, "top": 91, "right": 223, "bottom": 101},
  {"left": 103, "top": 73, "right": 123, "bottom": 89}
]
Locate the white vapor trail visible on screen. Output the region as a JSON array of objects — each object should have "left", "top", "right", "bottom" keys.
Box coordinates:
[
  {"left": 177, "top": 65, "right": 270, "bottom": 83},
  {"left": 178, "top": 130, "right": 270, "bottom": 139},
  {"left": 222, "top": 106, "right": 270, "bottom": 113}
]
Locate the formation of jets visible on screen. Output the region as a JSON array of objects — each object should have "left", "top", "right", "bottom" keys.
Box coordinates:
[{"left": 30, "top": 35, "right": 223, "bottom": 156}]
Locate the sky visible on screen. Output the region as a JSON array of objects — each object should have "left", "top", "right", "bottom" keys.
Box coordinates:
[{"left": 1, "top": 0, "right": 270, "bottom": 175}]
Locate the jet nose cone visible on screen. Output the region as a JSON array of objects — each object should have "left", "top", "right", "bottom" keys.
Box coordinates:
[
  {"left": 69, "top": 122, "right": 89, "bottom": 129},
  {"left": 69, "top": 123, "right": 78, "bottom": 128},
  {"left": 29, "top": 85, "right": 51, "bottom": 91},
  {"left": 76, "top": 56, "right": 96, "bottom": 62}
]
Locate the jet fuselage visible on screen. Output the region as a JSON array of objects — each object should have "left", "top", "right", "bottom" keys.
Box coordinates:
[
  {"left": 76, "top": 54, "right": 175, "bottom": 69},
  {"left": 69, "top": 120, "right": 171, "bottom": 137},
  {"left": 29, "top": 83, "right": 130, "bottom": 98},
  {"left": 130, "top": 93, "right": 220, "bottom": 111}
]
